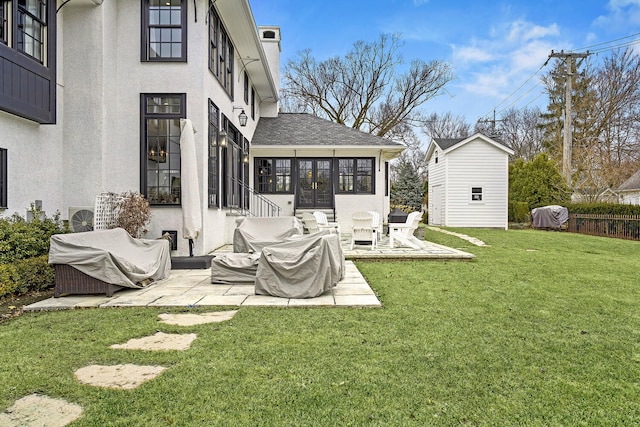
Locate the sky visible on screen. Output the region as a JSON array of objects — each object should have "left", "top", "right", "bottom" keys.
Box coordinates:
[{"left": 250, "top": 0, "right": 640, "bottom": 130}]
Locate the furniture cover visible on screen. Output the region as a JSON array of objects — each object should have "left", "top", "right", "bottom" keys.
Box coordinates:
[
  {"left": 48, "top": 228, "right": 171, "bottom": 293},
  {"left": 531, "top": 205, "right": 569, "bottom": 228},
  {"left": 210, "top": 253, "right": 261, "bottom": 284},
  {"left": 255, "top": 231, "right": 344, "bottom": 298},
  {"left": 233, "top": 216, "right": 303, "bottom": 253}
]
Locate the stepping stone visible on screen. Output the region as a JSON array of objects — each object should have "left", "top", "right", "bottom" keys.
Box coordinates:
[
  {"left": 110, "top": 332, "right": 197, "bottom": 351},
  {"left": 75, "top": 364, "right": 166, "bottom": 390},
  {"left": 0, "top": 393, "right": 83, "bottom": 427},
  {"left": 158, "top": 310, "right": 238, "bottom": 326}
]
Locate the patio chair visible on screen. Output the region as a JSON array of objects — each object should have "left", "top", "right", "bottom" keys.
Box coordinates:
[
  {"left": 301, "top": 212, "right": 320, "bottom": 234},
  {"left": 368, "top": 211, "right": 383, "bottom": 240},
  {"left": 313, "top": 211, "right": 341, "bottom": 234},
  {"left": 350, "top": 211, "right": 376, "bottom": 250},
  {"left": 388, "top": 211, "right": 426, "bottom": 249}
]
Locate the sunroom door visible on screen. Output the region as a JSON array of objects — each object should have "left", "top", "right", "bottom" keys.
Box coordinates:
[{"left": 297, "top": 159, "right": 333, "bottom": 208}]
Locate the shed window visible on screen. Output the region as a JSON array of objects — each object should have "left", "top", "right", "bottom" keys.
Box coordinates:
[{"left": 471, "top": 187, "right": 482, "bottom": 202}]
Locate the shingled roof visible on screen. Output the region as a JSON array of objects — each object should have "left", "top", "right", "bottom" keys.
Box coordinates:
[
  {"left": 433, "top": 135, "right": 512, "bottom": 151},
  {"left": 618, "top": 169, "right": 640, "bottom": 191},
  {"left": 252, "top": 113, "right": 404, "bottom": 147}
]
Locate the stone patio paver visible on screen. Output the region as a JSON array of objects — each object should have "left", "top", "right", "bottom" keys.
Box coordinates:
[
  {"left": 0, "top": 394, "right": 83, "bottom": 427},
  {"left": 110, "top": 332, "right": 197, "bottom": 351},
  {"left": 74, "top": 364, "right": 166, "bottom": 390}
]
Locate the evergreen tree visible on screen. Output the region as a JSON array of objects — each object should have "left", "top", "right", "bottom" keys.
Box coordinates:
[
  {"left": 390, "top": 160, "right": 424, "bottom": 211},
  {"left": 509, "top": 153, "right": 570, "bottom": 209}
]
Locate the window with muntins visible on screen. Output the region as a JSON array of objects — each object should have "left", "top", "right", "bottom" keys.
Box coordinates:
[
  {"left": 0, "top": 1, "right": 8, "bottom": 44},
  {"left": 17, "top": 0, "right": 46, "bottom": 63},
  {"left": 0, "top": 148, "right": 7, "bottom": 209},
  {"left": 141, "top": 94, "right": 186, "bottom": 205},
  {"left": 208, "top": 3, "right": 234, "bottom": 97},
  {"left": 337, "top": 158, "right": 374, "bottom": 194},
  {"left": 142, "top": 0, "right": 186, "bottom": 62},
  {"left": 208, "top": 99, "right": 219, "bottom": 208},
  {"left": 255, "top": 158, "right": 292, "bottom": 194}
]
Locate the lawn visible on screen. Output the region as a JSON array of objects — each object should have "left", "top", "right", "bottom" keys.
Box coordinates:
[{"left": 1, "top": 228, "right": 639, "bottom": 426}]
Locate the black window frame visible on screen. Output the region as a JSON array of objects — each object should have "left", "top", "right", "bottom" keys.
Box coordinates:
[
  {"left": 208, "top": 99, "right": 219, "bottom": 208},
  {"left": 250, "top": 86, "right": 255, "bottom": 119},
  {"left": 471, "top": 187, "right": 483, "bottom": 202},
  {"left": 0, "top": 1, "right": 8, "bottom": 44},
  {"left": 336, "top": 158, "right": 375, "bottom": 194},
  {"left": 208, "top": 3, "right": 234, "bottom": 97},
  {"left": 140, "top": 93, "right": 187, "bottom": 206},
  {"left": 243, "top": 71, "right": 249, "bottom": 104},
  {"left": 254, "top": 157, "right": 293, "bottom": 194},
  {"left": 141, "top": 0, "right": 187, "bottom": 62},
  {"left": 221, "top": 118, "right": 244, "bottom": 208},
  {"left": 0, "top": 148, "right": 7, "bottom": 209}
]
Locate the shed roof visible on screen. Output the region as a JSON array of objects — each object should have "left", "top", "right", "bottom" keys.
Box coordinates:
[
  {"left": 425, "top": 133, "right": 514, "bottom": 160},
  {"left": 618, "top": 169, "right": 640, "bottom": 191},
  {"left": 252, "top": 113, "right": 405, "bottom": 149}
]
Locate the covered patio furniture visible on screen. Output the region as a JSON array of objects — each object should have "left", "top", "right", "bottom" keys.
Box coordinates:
[
  {"left": 313, "top": 211, "right": 341, "bottom": 234},
  {"left": 255, "top": 231, "right": 344, "bottom": 298},
  {"left": 48, "top": 228, "right": 171, "bottom": 297},
  {"left": 350, "top": 211, "right": 377, "bottom": 250},
  {"left": 389, "top": 211, "right": 426, "bottom": 249},
  {"left": 531, "top": 205, "right": 569, "bottom": 229},
  {"left": 233, "top": 216, "right": 303, "bottom": 253},
  {"left": 210, "top": 253, "right": 261, "bottom": 284}
]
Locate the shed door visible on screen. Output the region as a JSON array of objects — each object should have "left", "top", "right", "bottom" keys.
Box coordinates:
[{"left": 431, "top": 185, "right": 443, "bottom": 225}]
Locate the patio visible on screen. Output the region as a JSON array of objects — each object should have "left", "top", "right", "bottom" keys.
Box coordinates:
[{"left": 24, "top": 233, "right": 474, "bottom": 312}]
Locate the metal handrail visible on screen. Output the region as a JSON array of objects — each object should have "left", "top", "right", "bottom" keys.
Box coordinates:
[{"left": 229, "top": 177, "right": 281, "bottom": 217}]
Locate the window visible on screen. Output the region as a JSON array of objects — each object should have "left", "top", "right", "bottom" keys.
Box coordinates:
[
  {"left": 0, "top": 148, "right": 7, "bottom": 209},
  {"left": 243, "top": 72, "right": 249, "bottom": 104},
  {"left": 337, "top": 158, "right": 374, "bottom": 194},
  {"left": 17, "top": 0, "right": 46, "bottom": 63},
  {"left": 208, "top": 3, "right": 234, "bottom": 97},
  {"left": 208, "top": 99, "right": 219, "bottom": 208},
  {"left": 221, "top": 119, "right": 244, "bottom": 208},
  {"left": 471, "top": 187, "right": 483, "bottom": 202},
  {"left": 255, "top": 158, "right": 292, "bottom": 194},
  {"left": 142, "top": 0, "right": 186, "bottom": 62},
  {"left": 250, "top": 86, "right": 255, "bottom": 119},
  {"left": 141, "top": 94, "right": 186, "bottom": 205},
  {"left": 1, "top": 1, "right": 8, "bottom": 44},
  {"left": 385, "top": 161, "right": 389, "bottom": 196}
]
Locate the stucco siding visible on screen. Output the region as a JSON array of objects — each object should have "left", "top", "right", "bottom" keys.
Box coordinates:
[{"left": 445, "top": 140, "right": 509, "bottom": 228}]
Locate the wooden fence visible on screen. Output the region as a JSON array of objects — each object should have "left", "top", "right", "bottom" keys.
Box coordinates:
[{"left": 567, "top": 214, "right": 640, "bottom": 241}]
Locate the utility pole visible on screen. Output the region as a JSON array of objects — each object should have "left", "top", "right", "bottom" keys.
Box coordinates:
[
  {"left": 477, "top": 110, "right": 504, "bottom": 139},
  {"left": 548, "top": 50, "right": 589, "bottom": 186}
]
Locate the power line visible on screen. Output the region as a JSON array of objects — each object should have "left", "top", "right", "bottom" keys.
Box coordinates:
[{"left": 575, "top": 31, "right": 640, "bottom": 52}]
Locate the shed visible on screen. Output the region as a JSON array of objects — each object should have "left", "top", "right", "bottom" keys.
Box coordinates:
[
  {"left": 425, "top": 133, "right": 514, "bottom": 229},
  {"left": 617, "top": 169, "right": 640, "bottom": 205}
]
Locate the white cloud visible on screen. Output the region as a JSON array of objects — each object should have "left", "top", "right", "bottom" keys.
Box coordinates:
[
  {"left": 451, "top": 43, "right": 494, "bottom": 63},
  {"left": 593, "top": 0, "right": 640, "bottom": 28},
  {"left": 507, "top": 21, "right": 560, "bottom": 43}
]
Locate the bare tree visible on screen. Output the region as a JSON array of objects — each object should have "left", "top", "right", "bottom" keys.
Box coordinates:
[
  {"left": 497, "top": 107, "right": 545, "bottom": 161},
  {"left": 421, "top": 112, "right": 471, "bottom": 139},
  {"left": 281, "top": 33, "right": 454, "bottom": 138}
]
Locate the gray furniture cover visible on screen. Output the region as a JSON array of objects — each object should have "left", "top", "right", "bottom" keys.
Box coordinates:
[
  {"left": 48, "top": 228, "right": 171, "bottom": 288},
  {"left": 531, "top": 205, "right": 569, "bottom": 228},
  {"left": 233, "top": 216, "right": 303, "bottom": 253},
  {"left": 211, "top": 253, "right": 261, "bottom": 284},
  {"left": 255, "top": 231, "right": 344, "bottom": 298}
]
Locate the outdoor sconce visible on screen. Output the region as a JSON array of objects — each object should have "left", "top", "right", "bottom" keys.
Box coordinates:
[
  {"left": 218, "top": 130, "right": 227, "bottom": 147},
  {"left": 243, "top": 153, "right": 249, "bottom": 164},
  {"left": 233, "top": 106, "right": 248, "bottom": 127}
]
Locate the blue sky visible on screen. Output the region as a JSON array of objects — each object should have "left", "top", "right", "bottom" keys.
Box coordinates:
[{"left": 251, "top": 0, "right": 640, "bottom": 127}]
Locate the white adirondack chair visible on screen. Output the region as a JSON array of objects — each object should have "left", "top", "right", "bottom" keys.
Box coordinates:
[
  {"left": 368, "top": 211, "right": 383, "bottom": 240},
  {"left": 350, "top": 211, "right": 376, "bottom": 250},
  {"left": 389, "top": 211, "right": 426, "bottom": 249},
  {"left": 301, "top": 212, "right": 320, "bottom": 234},
  {"left": 313, "top": 211, "right": 341, "bottom": 234}
]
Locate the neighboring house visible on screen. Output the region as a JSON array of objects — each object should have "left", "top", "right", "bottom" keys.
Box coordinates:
[
  {"left": 617, "top": 169, "right": 640, "bottom": 205},
  {"left": 0, "top": 0, "right": 403, "bottom": 256},
  {"left": 425, "top": 133, "right": 514, "bottom": 230}
]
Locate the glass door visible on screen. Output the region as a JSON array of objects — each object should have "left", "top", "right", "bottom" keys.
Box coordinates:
[{"left": 297, "top": 159, "right": 333, "bottom": 208}]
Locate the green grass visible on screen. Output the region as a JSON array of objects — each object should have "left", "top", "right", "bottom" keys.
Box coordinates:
[{"left": 2, "top": 229, "right": 640, "bottom": 426}]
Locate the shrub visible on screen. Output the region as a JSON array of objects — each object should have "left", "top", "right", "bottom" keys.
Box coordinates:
[
  {"left": 114, "top": 191, "right": 151, "bottom": 238},
  {"left": 0, "top": 207, "right": 67, "bottom": 264},
  {"left": 566, "top": 202, "right": 640, "bottom": 215},
  {"left": 0, "top": 256, "right": 54, "bottom": 300},
  {"left": 509, "top": 201, "right": 531, "bottom": 223}
]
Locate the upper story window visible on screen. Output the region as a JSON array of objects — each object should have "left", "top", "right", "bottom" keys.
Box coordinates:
[
  {"left": 0, "top": 2, "right": 8, "bottom": 44},
  {"left": 243, "top": 71, "right": 249, "bottom": 104},
  {"left": 208, "top": 3, "right": 234, "bottom": 97},
  {"left": 250, "top": 86, "right": 255, "bottom": 119},
  {"left": 17, "top": 0, "right": 46, "bottom": 63},
  {"left": 141, "top": 94, "right": 186, "bottom": 205},
  {"left": 142, "top": 0, "right": 187, "bottom": 62}
]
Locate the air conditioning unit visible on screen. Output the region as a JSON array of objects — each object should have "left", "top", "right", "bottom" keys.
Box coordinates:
[{"left": 68, "top": 207, "right": 94, "bottom": 232}]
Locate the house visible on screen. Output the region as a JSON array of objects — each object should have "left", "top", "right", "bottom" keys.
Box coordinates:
[
  {"left": 0, "top": 0, "right": 403, "bottom": 256},
  {"left": 425, "top": 133, "right": 514, "bottom": 230},
  {"left": 617, "top": 169, "right": 640, "bottom": 205}
]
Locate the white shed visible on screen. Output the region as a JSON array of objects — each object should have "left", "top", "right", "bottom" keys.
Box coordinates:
[{"left": 425, "top": 133, "right": 514, "bottom": 229}]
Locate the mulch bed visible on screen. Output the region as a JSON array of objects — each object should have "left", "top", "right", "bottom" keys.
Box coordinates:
[{"left": 0, "top": 289, "right": 54, "bottom": 323}]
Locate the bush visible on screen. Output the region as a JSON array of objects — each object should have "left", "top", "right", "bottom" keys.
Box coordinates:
[
  {"left": 0, "top": 208, "right": 67, "bottom": 263},
  {"left": 509, "top": 201, "right": 531, "bottom": 223},
  {"left": 566, "top": 203, "right": 640, "bottom": 215},
  {"left": 114, "top": 191, "right": 151, "bottom": 238},
  {"left": 0, "top": 256, "right": 54, "bottom": 299}
]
